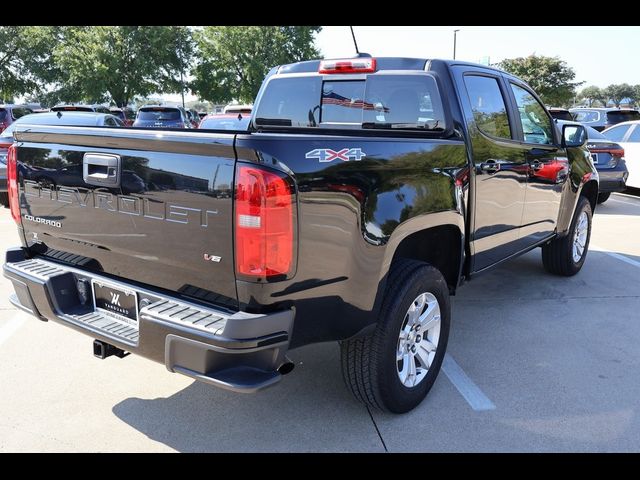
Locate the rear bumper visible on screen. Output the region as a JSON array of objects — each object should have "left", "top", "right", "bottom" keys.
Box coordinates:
[
  {"left": 597, "top": 163, "right": 629, "bottom": 193},
  {"left": 3, "top": 247, "right": 294, "bottom": 393}
]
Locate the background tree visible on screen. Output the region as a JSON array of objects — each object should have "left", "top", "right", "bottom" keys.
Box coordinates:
[
  {"left": 191, "top": 26, "right": 321, "bottom": 104},
  {"left": 498, "top": 55, "right": 583, "bottom": 107},
  {"left": 50, "top": 26, "right": 193, "bottom": 107},
  {"left": 604, "top": 83, "right": 635, "bottom": 107},
  {"left": 633, "top": 85, "right": 640, "bottom": 108},
  {"left": 578, "top": 86, "right": 607, "bottom": 107},
  {"left": 0, "top": 26, "right": 58, "bottom": 102}
]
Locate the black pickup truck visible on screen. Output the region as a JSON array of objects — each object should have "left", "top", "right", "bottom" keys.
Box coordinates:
[{"left": 3, "top": 56, "right": 597, "bottom": 413}]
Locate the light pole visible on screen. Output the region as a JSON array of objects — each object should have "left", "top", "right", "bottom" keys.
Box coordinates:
[{"left": 453, "top": 29, "right": 460, "bottom": 60}]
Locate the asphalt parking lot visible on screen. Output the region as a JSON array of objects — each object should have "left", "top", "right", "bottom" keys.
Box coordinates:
[{"left": 1, "top": 193, "right": 640, "bottom": 452}]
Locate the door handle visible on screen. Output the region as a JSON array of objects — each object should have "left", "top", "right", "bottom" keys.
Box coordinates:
[
  {"left": 529, "top": 159, "right": 544, "bottom": 171},
  {"left": 479, "top": 160, "right": 500, "bottom": 174},
  {"left": 83, "top": 153, "right": 121, "bottom": 188}
]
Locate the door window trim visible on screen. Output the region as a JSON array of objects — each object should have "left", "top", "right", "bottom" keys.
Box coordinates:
[{"left": 462, "top": 71, "right": 519, "bottom": 144}]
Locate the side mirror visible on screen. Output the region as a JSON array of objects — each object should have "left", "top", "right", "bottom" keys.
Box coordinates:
[{"left": 561, "top": 124, "right": 587, "bottom": 148}]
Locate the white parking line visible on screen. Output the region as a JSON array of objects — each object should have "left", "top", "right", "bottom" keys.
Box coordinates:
[
  {"left": 609, "top": 197, "right": 640, "bottom": 207},
  {"left": 0, "top": 314, "right": 26, "bottom": 347},
  {"left": 442, "top": 354, "right": 496, "bottom": 411},
  {"left": 591, "top": 245, "right": 640, "bottom": 269}
]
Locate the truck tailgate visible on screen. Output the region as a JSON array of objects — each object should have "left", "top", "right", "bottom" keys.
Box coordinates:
[{"left": 13, "top": 127, "right": 238, "bottom": 308}]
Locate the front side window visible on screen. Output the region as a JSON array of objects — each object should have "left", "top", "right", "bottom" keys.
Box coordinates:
[
  {"left": 602, "top": 125, "right": 631, "bottom": 142},
  {"left": 463, "top": 75, "right": 512, "bottom": 139},
  {"left": 510, "top": 83, "right": 553, "bottom": 145}
]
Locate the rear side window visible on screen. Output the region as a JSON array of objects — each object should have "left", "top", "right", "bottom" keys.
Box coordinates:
[
  {"left": 0, "top": 109, "right": 6, "bottom": 121},
  {"left": 627, "top": 126, "right": 640, "bottom": 142},
  {"left": 463, "top": 75, "right": 511, "bottom": 139},
  {"left": 606, "top": 111, "right": 640, "bottom": 124},
  {"left": 138, "top": 108, "right": 181, "bottom": 121},
  {"left": 254, "top": 74, "right": 446, "bottom": 132},
  {"left": 602, "top": 125, "right": 631, "bottom": 142},
  {"left": 11, "top": 108, "right": 31, "bottom": 120}
]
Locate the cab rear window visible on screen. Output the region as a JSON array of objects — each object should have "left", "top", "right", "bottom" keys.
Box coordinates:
[
  {"left": 137, "top": 108, "right": 181, "bottom": 121},
  {"left": 254, "top": 74, "right": 446, "bottom": 133}
]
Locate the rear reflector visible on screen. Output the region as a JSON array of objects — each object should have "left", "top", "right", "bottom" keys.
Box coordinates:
[
  {"left": 7, "top": 144, "right": 20, "bottom": 224},
  {"left": 235, "top": 165, "right": 294, "bottom": 280},
  {"left": 319, "top": 58, "right": 376, "bottom": 74}
]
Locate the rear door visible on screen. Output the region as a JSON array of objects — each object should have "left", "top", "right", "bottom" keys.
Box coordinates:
[
  {"left": 15, "top": 127, "right": 239, "bottom": 308},
  {"left": 452, "top": 67, "right": 528, "bottom": 271}
]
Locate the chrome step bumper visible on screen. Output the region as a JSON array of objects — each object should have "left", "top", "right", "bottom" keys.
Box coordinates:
[{"left": 3, "top": 247, "right": 294, "bottom": 392}]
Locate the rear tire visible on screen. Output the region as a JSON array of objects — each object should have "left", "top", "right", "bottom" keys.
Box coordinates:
[
  {"left": 541, "top": 196, "right": 592, "bottom": 276},
  {"left": 597, "top": 192, "right": 610, "bottom": 204},
  {"left": 0, "top": 192, "right": 8, "bottom": 208},
  {"left": 340, "top": 259, "right": 450, "bottom": 413}
]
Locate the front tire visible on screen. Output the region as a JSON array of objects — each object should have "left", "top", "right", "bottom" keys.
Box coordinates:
[
  {"left": 0, "top": 192, "right": 8, "bottom": 208},
  {"left": 597, "top": 192, "right": 611, "bottom": 204},
  {"left": 340, "top": 259, "right": 450, "bottom": 413},
  {"left": 541, "top": 196, "right": 592, "bottom": 276}
]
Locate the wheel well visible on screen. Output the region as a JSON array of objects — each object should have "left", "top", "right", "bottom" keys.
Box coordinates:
[
  {"left": 391, "top": 225, "right": 462, "bottom": 292},
  {"left": 580, "top": 180, "right": 598, "bottom": 213}
]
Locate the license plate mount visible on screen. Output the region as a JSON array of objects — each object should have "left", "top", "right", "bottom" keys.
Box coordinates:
[{"left": 92, "top": 281, "right": 139, "bottom": 328}]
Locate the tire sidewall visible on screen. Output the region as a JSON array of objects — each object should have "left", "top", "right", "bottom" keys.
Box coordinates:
[
  {"left": 567, "top": 197, "right": 592, "bottom": 271},
  {"left": 377, "top": 266, "right": 450, "bottom": 413}
]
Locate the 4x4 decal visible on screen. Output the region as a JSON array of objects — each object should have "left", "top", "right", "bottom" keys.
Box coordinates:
[{"left": 305, "top": 148, "right": 367, "bottom": 163}]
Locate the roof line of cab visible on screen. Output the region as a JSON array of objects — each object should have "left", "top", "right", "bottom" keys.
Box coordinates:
[{"left": 275, "top": 56, "right": 507, "bottom": 75}]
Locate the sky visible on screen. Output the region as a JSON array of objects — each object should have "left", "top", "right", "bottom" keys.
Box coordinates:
[{"left": 315, "top": 26, "right": 640, "bottom": 88}]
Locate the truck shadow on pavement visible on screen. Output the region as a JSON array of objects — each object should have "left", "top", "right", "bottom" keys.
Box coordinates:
[
  {"left": 111, "top": 248, "right": 640, "bottom": 452},
  {"left": 111, "top": 342, "right": 386, "bottom": 452}
]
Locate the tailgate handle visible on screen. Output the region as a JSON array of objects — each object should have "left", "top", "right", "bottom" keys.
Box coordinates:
[{"left": 83, "top": 153, "right": 121, "bottom": 188}]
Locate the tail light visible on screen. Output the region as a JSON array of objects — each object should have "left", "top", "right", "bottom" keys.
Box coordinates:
[
  {"left": 234, "top": 164, "right": 294, "bottom": 280},
  {"left": 7, "top": 144, "right": 21, "bottom": 223},
  {"left": 0, "top": 121, "right": 7, "bottom": 134},
  {"left": 319, "top": 57, "right": 377, "bottom": 74}
]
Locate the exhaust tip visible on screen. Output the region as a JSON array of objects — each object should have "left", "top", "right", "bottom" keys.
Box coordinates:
[{"left": 277, "top": 360, "right": 295, "bottom": 375}]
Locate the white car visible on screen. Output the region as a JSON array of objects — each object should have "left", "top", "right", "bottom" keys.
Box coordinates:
[{"left": 602, "top": 120, "right": 640, "bottom": 188}]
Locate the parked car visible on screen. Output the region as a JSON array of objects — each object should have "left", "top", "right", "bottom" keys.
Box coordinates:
[
  {"left": 547, "top": 107, "right": 574, "bottom": 121},
  {"left": 223, "top": 104, "right": 252, "bottom": 115},
  {"left": 0, "top": 104, "right": 33, "bottom": 134},
  {"left": 602, "top": 120, "right": 640, "bottom": 188},
  {"left": 557, "top": 120, "right": 628, "bottom": 203},
  {"left": 110, "top": 107, "right": 136, "bottom": 127},
  {"left": 51, "top": 104, "right": 112, "bottom": 114},
  {"left": 133, "top": 105, "right": 192, "bottom": 129},
  {"left": 4, "top": 56, "right": 597, "bottom": 413},
  {"left": 198, "top": 113, "right": 251, "bottom": 130},
  {"left": 569, "top": 107, "right": 640, "bottom": 132},
  {"left": 187, "top": 109, "right": 200, "bottom": 128},
  {"left": 0, "top": 111, "right": 124, "bottom": 208}
]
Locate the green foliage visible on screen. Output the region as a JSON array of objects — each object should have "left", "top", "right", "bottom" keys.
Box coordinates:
[
  {"left": 604, "top": 83, "right": 635, "bottom": 107},
  {"left": 50, "top": 26, "right": 193, "bottom": 107},
  {"left": 191, "top": 26, "right": 321, "bottom": 104},
  {"left": 0, "top": 26, "right": 58, "bottom": 102},
  {"left": 578, "top": 86, "right": 607, "bottom": 107},
  {"left": 498, "top": 55, "right": 583, "bottom": 107}
]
